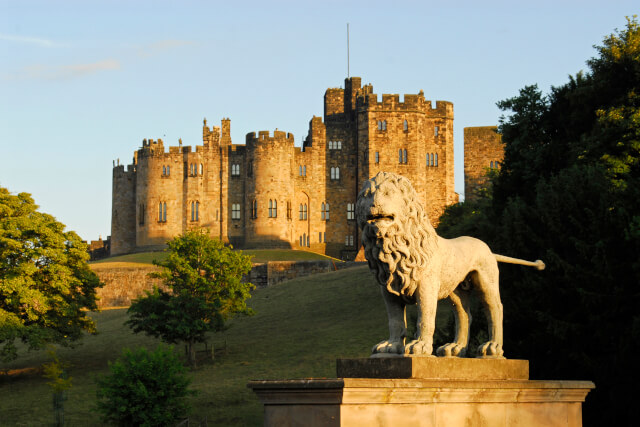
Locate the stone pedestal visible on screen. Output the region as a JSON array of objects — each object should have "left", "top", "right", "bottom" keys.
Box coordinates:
[{"left": 248, "top": 358, "right": 594, "bottom": 427}]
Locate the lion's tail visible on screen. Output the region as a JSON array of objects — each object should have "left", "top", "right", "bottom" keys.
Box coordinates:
[{"left": 494, "top": 254, "right": 545, "bottom": 270}]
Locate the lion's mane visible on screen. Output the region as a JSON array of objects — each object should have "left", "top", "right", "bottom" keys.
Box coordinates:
[{"left": 358, "top": 173, "right": 438, "bottom": 298}]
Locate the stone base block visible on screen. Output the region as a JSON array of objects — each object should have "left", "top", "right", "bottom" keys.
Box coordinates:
[
  {"left": 337, "top": 357, "right": 529, "bottom": 380},
  {"left": 248, "top": 377, "right": 594, "bottom": 427}
]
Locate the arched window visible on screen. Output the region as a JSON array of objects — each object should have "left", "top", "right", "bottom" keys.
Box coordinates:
[
  {"left": 403, "top": 119, "right": 408, "bottom": 131},
  {"left": 166, "top": 165, "right": 170, "bottom": 176},
  {"left": 435, "top": 153, "right": 438, "bottom": 167},
  {"left": 159, "top": 202, "right": 163, "bottom": 221},
  {"left": 375, "top": 152, "right": 380, "bottom": 164},
  {"left": 199, "top": 163, "right": 203, "bottom": 175},
  {"left": 377, "top": 120, "right": 382, "bottom": 131},
  {"left": 269, "top": 200, "right": 273, "bottom": 218},
  {"left": 195, "top": 201, "right": 199, "bottom": 221},
  {"left": 403, "top": 149, "right": 408, "bottom": 164},
  {"left": 490, "top": 161, "right": 494, "bottom": 169},
  {"left": 162, "top": 166, "right": 166, "bottom": 176},
  {"left": 303, "top": 233, "right": 306, "bottom": 247},
  {"left": 399, "top": 149, "right": 403, "bottom": 163},
  {"left": 431, "top": 153, "right": 435, "bottom": 166},
  {"left": 299, "top": 165, "right": 302, "bottom": 176},
  {"left": 382, "top": 120, "right": 387, "bottom": 131},
  {"left": 191, "top": 201, "right": 195, "bottom": 221},
  {"left": 163, "top": 202, "right": 167, "bottom": 222},
  {"left": 303, "top": 166, "right": 306, "bottom": 176},
  {"left": 306, "top": 234, "right": 310, "bottom": 247},
  {"left": 321, "top": 202, "right": 325, "bottom": 220}
]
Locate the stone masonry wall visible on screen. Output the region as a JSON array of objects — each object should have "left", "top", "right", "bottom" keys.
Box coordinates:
[
  {"left": 91, "top": 261, "right": 364, "bottom": 307},
  {"left": 464, "top": 126, "right": 503, "bottom": 201},
  {"left": 91, "top": 264, "right": 163, "bottom": 308}
]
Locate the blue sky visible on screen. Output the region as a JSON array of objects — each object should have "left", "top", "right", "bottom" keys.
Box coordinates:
[{"left": 0, "top": 0, "right": 637, "bottom": 240}]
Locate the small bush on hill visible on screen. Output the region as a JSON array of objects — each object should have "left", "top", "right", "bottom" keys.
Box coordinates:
[{"left": 95, "top": 346, "right": 195, "bottom": 426}]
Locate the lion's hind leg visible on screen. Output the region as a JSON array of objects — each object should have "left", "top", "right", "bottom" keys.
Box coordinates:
[
  {"left": 436, "top": 287, "right": 471, "bottom": 357},
  {"left": 473, "top": 267, "right": 505, "bottom": 358}
]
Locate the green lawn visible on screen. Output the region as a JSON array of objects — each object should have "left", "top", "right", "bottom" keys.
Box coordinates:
[
  {"left": 0, "top": 266, "right": 457, "bottom": 426},
  {"left": 91, "top": 249, "right": 337, "bottom": 266}
]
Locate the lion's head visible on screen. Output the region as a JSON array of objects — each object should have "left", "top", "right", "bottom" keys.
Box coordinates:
[{"left": 356, "top": 172, "right": 437, "bottom": 299}]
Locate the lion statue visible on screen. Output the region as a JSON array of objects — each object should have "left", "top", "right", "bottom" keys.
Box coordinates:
[{"left": 356, "top": 172, "right": 544, "bottom": 358}]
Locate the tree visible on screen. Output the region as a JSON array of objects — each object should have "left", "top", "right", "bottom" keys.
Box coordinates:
[
  {"left": 438, "top": 17, "right": 640, "bottom": 425},
  {"left": 96, "top": 346, "right": 195, "bottom": 426},
  {"left": 0, "top": 187, "right": 102, "bottom": 361},
  {"left": 126, "top": 229, "right": 254, "bottom": 366}
]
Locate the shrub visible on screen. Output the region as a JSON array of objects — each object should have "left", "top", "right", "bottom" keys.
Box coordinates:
[{"left": 96, "top": 346, "right": 195, "bottom": 426}]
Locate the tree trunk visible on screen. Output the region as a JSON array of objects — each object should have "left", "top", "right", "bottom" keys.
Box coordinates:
[{"left": 188, "top": 340, "right": 197, "bottom": 368}]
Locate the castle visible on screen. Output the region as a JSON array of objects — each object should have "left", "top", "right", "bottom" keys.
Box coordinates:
[{"left": 111, "top": 77, "right": 501, "bottom": 260}]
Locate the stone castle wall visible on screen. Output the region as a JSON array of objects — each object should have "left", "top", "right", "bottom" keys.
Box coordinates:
[
  {"left": 464, "top": 126, "right": 503, "bottom": 201},
  {"left": 111, "top": 77, "right": 500, "bottom": 259}
]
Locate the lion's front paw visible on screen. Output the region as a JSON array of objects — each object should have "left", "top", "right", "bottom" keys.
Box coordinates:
[
  {"left": 404, "top": 339, "right": 434, "bottom": 356},
  {"left": 372, "top": 340, "right": 404, "bottom": 355},
  {"left": 477, "top": 341, "right": 504, "bottom": 358},
  {"left": 436, "top": 343, "right": 467, "bottom": 357}
]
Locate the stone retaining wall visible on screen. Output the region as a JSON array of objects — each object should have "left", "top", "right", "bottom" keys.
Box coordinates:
[{"left": 91, "top": 260, "right": 364, "bottom": 308}]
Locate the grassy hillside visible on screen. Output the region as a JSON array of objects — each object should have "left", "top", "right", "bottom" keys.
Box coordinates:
[
  {"left": 0, "top": 266, "right": 454, "bottom": 426},
  {"left": 91, "top": 249, "right": 337, "bottom": 266}
]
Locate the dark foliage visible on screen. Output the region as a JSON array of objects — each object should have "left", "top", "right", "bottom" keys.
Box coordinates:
[{"left": 438, "top": 17, "right": 640, "bottom": 425}]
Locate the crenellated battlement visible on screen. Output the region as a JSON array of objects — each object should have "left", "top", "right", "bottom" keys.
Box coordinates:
[
  {"left": 246, "top": 130, "right": 295, "bottom": 146},
  {"left": 357, "top": 90, "right": 452, "bottom": 117}
]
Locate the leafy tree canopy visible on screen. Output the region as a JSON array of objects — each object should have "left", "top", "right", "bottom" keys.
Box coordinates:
[
  {"left": 126, "top": 229, "right": 254, "bottom": 366},
  {"left": 438, "top": 17, "right": 640, "bottom": 425},
  {"left": 0, "top": 187, "right": 102, "bottom": 361}
]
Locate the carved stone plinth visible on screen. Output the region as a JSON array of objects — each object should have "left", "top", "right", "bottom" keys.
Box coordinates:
[{"left": 247, "top": 359, "right": 594, "bottom": 427}]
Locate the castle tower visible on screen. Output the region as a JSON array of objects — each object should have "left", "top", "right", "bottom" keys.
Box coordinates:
[
  {"left": 135, "top": 138, "right": 182, "bottom": 249},
  {"left": 464, "top": 126, "right": 503, "bottom": 201},
  {"left": 111, "top": 164, "right": 136, "bottom": 255},
  {"left": 244, "top": 130, "right": 295, "bottom": 247}
]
